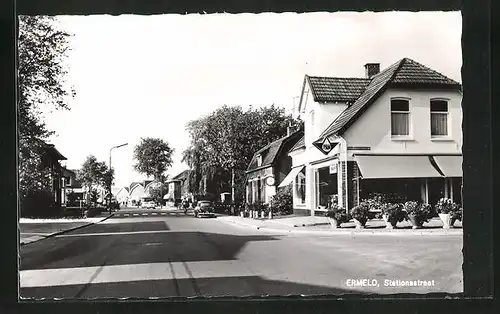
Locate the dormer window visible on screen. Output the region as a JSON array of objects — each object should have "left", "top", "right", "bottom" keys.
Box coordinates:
[
  {"left": 430, "top": 99, "right": 449, "bottom": 137},
  {"left": 391, "top": 98, "right": 411, "bottom": 137},
  {"left": 257, "top": 154, "right": 262, "bottom": 167}
]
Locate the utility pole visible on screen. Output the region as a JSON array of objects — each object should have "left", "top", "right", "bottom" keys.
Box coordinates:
[{"left": 109, "top": 143, "right": 128, "bottom": 214}]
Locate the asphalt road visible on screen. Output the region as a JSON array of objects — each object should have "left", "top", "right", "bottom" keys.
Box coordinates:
[{"left": 20, "top": 210, "right": 463, "bottom": 299}]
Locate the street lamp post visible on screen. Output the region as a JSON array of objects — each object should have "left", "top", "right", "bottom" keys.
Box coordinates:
[{"left": 109, "top": 143, "right": 128, "bottom": 214}]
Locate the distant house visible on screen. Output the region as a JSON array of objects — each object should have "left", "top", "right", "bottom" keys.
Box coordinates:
[
  {"left": 165, "top": 170, "right": 191, "bottom": 203},
  {"left": 115, "top": 186, "right": 130, "bottom": 205},
  {"left": 245, "top": 129, "right": 303, "bottom": 205},
  {"left": 284, "top": 58, "right": 462, "bottom": 216},
  {"left": 128, "top": 182, "right": 145, "bottom": 205},
  {"left": 40, "top": 142, "right": 67, "bottom": 208},
  {"left": 61, "top": 168, "right": 85, "bottom": 206}
]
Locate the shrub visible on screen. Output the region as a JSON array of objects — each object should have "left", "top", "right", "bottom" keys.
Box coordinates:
[
  {"left": 20, "top": 189, "right": 61, "bottom": 218},
  {"left": 366, "top": 192, "right": 408, "bottom": 205},
  {"left": 350, "top": 202, "right": 370, "bottom": 225},
  {"left": 435, "top": 198, "right": 460, "bottom": 215},
  {"left": 403, "top": 201, "right": 433, "bottom": 223},
  {"left": 361, "top": 197, "right": 384, "bottom": 219},
  {"left": 269, "top": 185, "right": 293, "bottom": 215},
  {"left": 324, "top": 204, "right": 350, "bottom": 223},
  {"left": 381, "top": 203, "right": 406, "bottom": 223}
]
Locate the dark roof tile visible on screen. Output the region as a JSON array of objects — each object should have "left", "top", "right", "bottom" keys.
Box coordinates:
[
  {"left": 290, "top": 135, "right": 305, "bottom": 152},
  {"left": 316, "top": 58, "right": 460, "bottom": 142},
  {"left": 247, "top": 131, "right": 303, "bottom": 172},
  {"left": 307, "top": 76, "right": 370, "bottom": 103}
]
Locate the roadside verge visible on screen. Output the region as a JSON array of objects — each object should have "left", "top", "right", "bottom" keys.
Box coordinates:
[{"left": 19, "top": 213, "right": 115, "bottom": 246}]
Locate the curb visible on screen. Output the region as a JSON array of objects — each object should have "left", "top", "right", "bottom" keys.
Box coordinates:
[
  {"left": 217, "top": 218, "right": 463, "bottom": 236},
  {"left": 20, "top": 213, "right": 115, "bottom": 246}
]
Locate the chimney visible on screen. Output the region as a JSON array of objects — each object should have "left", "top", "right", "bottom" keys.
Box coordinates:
[{"left": 364, "top": 63, "right": 380, "bottom": 78}]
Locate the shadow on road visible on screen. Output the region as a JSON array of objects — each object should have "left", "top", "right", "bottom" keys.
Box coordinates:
[
  {"left": 20, "top": 230, "right": 282, "bottom": 270},
  {"left": 20, "top": 275, "right": 372, "bottom": 299}
]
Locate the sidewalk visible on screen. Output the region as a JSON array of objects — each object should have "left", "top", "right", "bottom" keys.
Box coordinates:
[
  {"left": 19, "top": 213, "right": 114, "bottom": 245},
  {"left": 217, "top": 215, "right": 463, "bottom": 236}
]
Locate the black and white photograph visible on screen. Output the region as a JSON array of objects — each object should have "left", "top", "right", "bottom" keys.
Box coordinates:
[{"left": 18, "top": 11, "right": 466, "bottom": 299}]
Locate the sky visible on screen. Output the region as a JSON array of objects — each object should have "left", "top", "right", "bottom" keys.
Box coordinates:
[{"left": 41, "top": 11, "right": 462, "bottom": 189}]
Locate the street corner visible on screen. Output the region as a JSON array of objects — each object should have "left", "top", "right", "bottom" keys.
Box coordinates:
[{"left": 216, "top": 216, "right": 265, "bottom": 230}]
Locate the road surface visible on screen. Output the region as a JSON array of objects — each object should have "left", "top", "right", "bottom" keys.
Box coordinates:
[{"left": 20, "top": 210, "right": 463, "bottom": 298}]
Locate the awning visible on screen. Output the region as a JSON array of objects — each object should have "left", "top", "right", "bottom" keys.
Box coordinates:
[
  {"left": 355, "top": 155, "right": 442, "bottom": 179},
  {"left": 433, "top": 156, "right": 463, "bottom": 177},
  {"left": 278, "top": 166, "right": 305, "bottom": 188}
]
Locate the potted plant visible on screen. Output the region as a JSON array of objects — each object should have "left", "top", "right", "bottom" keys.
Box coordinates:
[
  {"left": 435, "top": 198, "right": 459, "bottom": 228},
  {"left": 451, "top": 205, "right": 463, "bottom": 226},
  {"left": 350, "top": 203, "right": 370, "bottom": 229},
  {"left": 381, "top": 203, "right": 405, "bottom": 229},
  {"left": 403, "top": 201, "right": 431, "bottom": 229},
  {"left": 324, "top": 204, "right": 349, "bottom": 228}
]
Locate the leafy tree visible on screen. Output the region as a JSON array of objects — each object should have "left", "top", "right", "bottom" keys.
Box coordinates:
[
  {"left": 18, "top": 16, "right": 74, "bottom": 214},
  {"left": 148, "top": 183, "right": 168, "bottom": 201},
  {"left": 133, "top": 137, "right": 174, "bottom": 181},
  {"left": 182, "top": 104, "right": 299, "bottom": 201},
  {"left": 76, "top": 155, "right": 111, "bottom": 204}
]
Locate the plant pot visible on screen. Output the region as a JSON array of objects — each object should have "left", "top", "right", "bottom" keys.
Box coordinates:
[
  {"left": 260, "top": 211, "right": 265, "bottom": 218},
  {"left": 382, "top": 214, "right": 397, "bottom": 229},
  {"left": 450, "top": 217, "right": 457, "bottom": 227},
  {"left": 240, "top": 212, "right": 244, "bottom": 218},
  {"left": 439, "top": 213, "right": 452, "bottom": 229},
  {"left": 353, "top": 218, "right": 366, "bottom": 229},
  {"left": 327, "top": 217, "right": 341, "bottom": 229},
  {"left": 268, "top": 212, "right": 273, "bottom": 220},
  {"left": 408, "top": 214, "right": 424, "bottom": 229}
]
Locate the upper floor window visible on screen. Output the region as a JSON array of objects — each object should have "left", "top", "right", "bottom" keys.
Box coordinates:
[
  {"left": 391, "top": 99, "right": 410, "bottom": 136},
  {"left": 430, "top": 99, "right": 449, "bottom": 137},
  {"left": 256, "top": 154, "right": 262, "bottom": 167}
]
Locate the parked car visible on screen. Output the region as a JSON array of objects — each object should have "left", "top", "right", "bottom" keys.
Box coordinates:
[
  {"left": 141, "top": 198, "right": 156, "bottom": 209},
  {"left": 194, "top": 200, "right": 216, "bottom": 218}
]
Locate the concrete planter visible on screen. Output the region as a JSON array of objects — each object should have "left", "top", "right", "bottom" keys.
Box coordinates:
[
  {"left": 382, "top": 214, "right": 398, "bottom": 229},
  {"left": 327, "top": 217, "right": 341, "bottom": 229},
  {"left": 408, "top": 214, "right": 424, "bottom": 229},
  {"left": 268, "top": 212, "right": 273, "bottom": 219},
  {"left": 260, "top": 211, "right": 265, "bottom": 218},
  {"left": 353, "top": 219, "right": 366, "bottom": 229},
  {"left": 439, "top": 213, "right": 453, "bottom": 229}
]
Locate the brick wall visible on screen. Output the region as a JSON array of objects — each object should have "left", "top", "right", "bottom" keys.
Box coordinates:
[
  {"left": 351, "top": 161, "right": 360, "bottom": 207},
  {"left": 341, "top": 161, "right": 347, "bottom": 208}
]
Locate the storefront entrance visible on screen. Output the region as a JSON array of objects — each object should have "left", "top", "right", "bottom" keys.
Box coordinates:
[{"left": 314, "top": 166, "right": 338, "bottom": 209}]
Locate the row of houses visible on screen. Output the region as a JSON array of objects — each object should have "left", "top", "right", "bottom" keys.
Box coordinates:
[
  {"left": 113, "top": 170, "right": 192, "bottom": 206},
  {"left": 246, "top": 58, "right": 463, "bottom": 216}
]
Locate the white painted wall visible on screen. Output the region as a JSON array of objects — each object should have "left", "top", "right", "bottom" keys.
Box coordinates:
[
  {"left": 129, "top": 184, "right": 145, "bottom": 199},
  {"left": 115, "top": 188, "right": 129, "bottom": 203},
  {"left": 298, "top": 80, "right": 348, "bottom": 149},
  {"left": 342, "top": 88, "right": 462, "bottom": 156}
]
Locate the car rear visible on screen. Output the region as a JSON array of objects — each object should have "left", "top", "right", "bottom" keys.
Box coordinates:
[{"left": 195, "top": 201, "right": 215, "bottom": 218}]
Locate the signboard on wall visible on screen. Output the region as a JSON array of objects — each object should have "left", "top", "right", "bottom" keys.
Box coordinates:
[{"left": 329, "top": 162, "right": 338, "bottom": 174}]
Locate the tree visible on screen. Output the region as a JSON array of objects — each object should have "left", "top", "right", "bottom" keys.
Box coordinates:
[
  {"left": 76, "top": 155, "right": 111, "bottom": 204},
  {"left": 182, "top": 104, "right": 299, "bottom": 202},
  {"left": 133, "top": 137, "right": 174, "bottom": 181},
  {"left": 18, "top": 16, "right": 75, "bottom": 214}
]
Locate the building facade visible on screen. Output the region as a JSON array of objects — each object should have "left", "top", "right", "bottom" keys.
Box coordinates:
[
  {"left": 282, "top": 58, "right": 462, "bottom": 216},
  {"left": 245, "top": 130, "right": 303, "bottom": 204}
]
